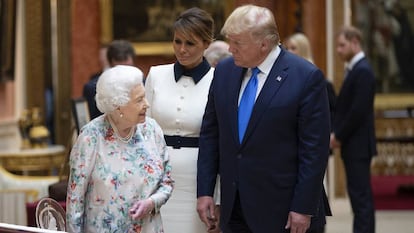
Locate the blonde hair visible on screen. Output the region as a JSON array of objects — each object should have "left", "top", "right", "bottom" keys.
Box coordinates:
[
  {"left": 285, "top": 33, "right": 314, "bottom": 63},
  {"left": 221, "top": 4, "right": 280, "bottom": 46}
]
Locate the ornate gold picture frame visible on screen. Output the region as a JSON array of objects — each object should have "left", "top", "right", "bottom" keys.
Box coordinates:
[{"left": 100, "top": 0, "right": 234, "bottom": 56}]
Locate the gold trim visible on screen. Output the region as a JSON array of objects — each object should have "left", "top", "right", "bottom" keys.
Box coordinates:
[
  {"left": 100, "top": 0, "right": 112, "bottom": 44},
  {"left": 134, "top": 42, "right": 174, "bottom": 56},
  {"left": 0, "top": 145, "right": 65, "bottom": 174},
  {"left": 375, "top": 94, "right": 414, "bottom": 110}
]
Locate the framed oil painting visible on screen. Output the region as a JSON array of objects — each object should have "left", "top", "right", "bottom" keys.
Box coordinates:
[
  {"left": 352, "top": 0, "right": 414, "bottom": 94},
  {"left": 100, "top": 0, "right": 234, "bottom": 55},
  {"left": 352, "top": 0, "right": 414, "bottom": 109}
]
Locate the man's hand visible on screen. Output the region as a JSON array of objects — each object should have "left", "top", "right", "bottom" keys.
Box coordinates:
[
  {"left": 285, "top": 211, "right": 311, "bottom": 233},
  {"left": 207, "top": 205, "right": 221, "bottom": 233},
  {"left": 330, "top": 133, "right": 340, "bottom": 149},
  {"left": 197, "top": 196, "right": 218, "bottom": 231}
]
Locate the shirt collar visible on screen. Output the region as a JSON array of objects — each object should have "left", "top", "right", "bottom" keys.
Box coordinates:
[
  {"left": 347, "top": 51, "right": 365, "bottom": 70},
  {"left": 174, "top": 58, "right": 211, "bottom": 84},
  {"left": 256, "top": 45, "right": 281, "bottom": 75}
]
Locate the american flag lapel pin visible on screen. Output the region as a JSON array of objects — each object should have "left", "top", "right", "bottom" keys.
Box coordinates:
[{"left": 276, "top": 76, "right": 282, "bottom": 82}]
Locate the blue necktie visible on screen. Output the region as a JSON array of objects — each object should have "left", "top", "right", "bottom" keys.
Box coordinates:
[{"left": 238, "top": 67, "right": 260, "bottom": 143}]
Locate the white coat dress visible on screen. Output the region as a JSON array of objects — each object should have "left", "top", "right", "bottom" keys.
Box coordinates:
[{"left": 145, "top": 63, "right": 217, "bottom": 233}]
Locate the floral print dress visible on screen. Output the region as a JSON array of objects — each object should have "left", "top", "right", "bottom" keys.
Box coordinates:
[{"left": 66, "top": 116, "right": 174, "bottom": 233}]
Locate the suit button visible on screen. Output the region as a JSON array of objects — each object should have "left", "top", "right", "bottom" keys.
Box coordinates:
[
  {"left": 232, "top": 182, "right": 236, "bottom": 186},
  {"left": 237, "top": 154, "right": 242, "bottom": 159}
]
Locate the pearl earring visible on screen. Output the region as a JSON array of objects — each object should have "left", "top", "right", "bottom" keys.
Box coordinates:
[{"left": 120, "top": 113, "right": 124, "bottom": 118}]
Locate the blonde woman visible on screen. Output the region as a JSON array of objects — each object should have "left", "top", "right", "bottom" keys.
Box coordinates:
[{"left": 284, "top": 32, "right": 314, "bottom": 63}]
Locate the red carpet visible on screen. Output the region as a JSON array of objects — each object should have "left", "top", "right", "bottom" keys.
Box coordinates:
[{"left": 371, "top": 175, "right": 414, "bottom": 210}]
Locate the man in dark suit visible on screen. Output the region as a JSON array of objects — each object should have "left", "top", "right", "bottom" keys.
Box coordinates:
[
  {"left": 196, "top": 5, "right": 331, "bottom": 233},
  {"left": 331, "top": 26, "right": 377, "bottom": 233},
  {"left": 83, "top": 40, "right": 136, "bottom": 119}
]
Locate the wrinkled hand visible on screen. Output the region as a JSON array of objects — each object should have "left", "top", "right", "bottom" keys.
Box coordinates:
[
  {"left": 285, "top": 211, "right": 311, "bottom": 233},
  {"left": 129, "top": 198, "right": 154, "bottom": 220},
  {"left": 197, "top": 196, "right": 218, "bottom": 232}
]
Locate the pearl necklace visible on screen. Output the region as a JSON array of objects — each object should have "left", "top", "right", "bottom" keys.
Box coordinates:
[{"left": 107, "top": 115, "right": 135, "bottom": 143}]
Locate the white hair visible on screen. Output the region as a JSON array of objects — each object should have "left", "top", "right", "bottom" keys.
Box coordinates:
[
  {"left": 95, "top": 65, "right": 143, "bottom": 113},
  {"left": 204, "top": 40, "right": 231, "bottom": 67}
]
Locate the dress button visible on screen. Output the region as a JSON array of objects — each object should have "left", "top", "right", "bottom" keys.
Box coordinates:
[
  {"left": 237, "top": 154, "right": 242, "bottom": 159},
  {"left": 180, "top": 96, "right": 184, "bottom": 100},
  {"left": 177, "top": 107, "right": 181, "bottom": 111}
]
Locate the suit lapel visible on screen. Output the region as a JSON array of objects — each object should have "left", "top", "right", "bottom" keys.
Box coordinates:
[
  {"left": 229, "top": 66, "right": 247, "bottom": 145},
  {"left": 338, "top": 58, "right": 365, "bottom": 101}
]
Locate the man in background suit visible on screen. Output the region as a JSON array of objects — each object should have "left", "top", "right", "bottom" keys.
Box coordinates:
[
  {"left": 83, "top": 40, "right": 136, "bottom": 119},
  {"left": 197, "top": 5, "right": 331, "bottom": 233},
  {"left": 331, "top": 26, "right": 377, "bottom": 233}
]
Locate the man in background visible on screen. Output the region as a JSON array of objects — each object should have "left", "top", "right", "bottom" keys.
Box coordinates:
[
  {"left": 83, "top": 40, "right": 136, "bottom": 119},
  {"left": 331, "top": 25, "right": 377, "bottom": 233}
]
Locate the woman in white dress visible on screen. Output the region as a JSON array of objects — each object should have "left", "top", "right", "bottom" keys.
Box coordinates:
[
  {"left": 66, "top": 65, "right": 174, "bottom": 233},
  {"left": 145, "top": 7, "right": 220, "bottom": 233}
]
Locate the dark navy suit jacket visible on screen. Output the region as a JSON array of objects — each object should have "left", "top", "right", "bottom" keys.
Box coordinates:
[
  {"left": 83, "top": 73, "right": 103, "bottom": 120},
  {"left": 197, "top": 48, "right": 331, "bottom": 232},
  {"left": 333, "top": 57, "right": 377, "bottom": 158}
]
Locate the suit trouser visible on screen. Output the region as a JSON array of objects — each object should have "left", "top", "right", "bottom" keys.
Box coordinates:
[
  {"left": 343, "top": 156, "right": 375, "bottom": 233},
  {"left": 222, "top": 191, "right": 253, "bottom": 233},
  {"left": 222, "top": 191, "right": 325, "bottom": 233}
]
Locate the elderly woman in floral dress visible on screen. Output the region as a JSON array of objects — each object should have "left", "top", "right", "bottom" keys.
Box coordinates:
[{"left": 66, "top": 65, "right": 174, "bottom": 233}]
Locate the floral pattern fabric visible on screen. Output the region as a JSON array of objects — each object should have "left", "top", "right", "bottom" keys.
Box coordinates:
[{"left": 66, "top": 116, "right": 174, "bottom": 233}]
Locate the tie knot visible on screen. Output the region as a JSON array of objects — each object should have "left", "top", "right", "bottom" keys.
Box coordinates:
[{"left": 251, "top": 67, "right": 260, "bottom": 76}]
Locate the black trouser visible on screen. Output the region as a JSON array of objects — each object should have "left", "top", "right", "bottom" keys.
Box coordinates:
[
  {"left": 222, "top": 191, "right": 253, "bottom": 233},
  {"left": 222, "top": 192, "right": 325, "bottom": 233},
  {"left": 343, "top": 157, "right": 375, "bottom": 233}
]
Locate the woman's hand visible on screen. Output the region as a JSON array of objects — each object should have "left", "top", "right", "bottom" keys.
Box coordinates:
[{"left": 129, "top": 198, "right": 155, "bottom": 220}]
